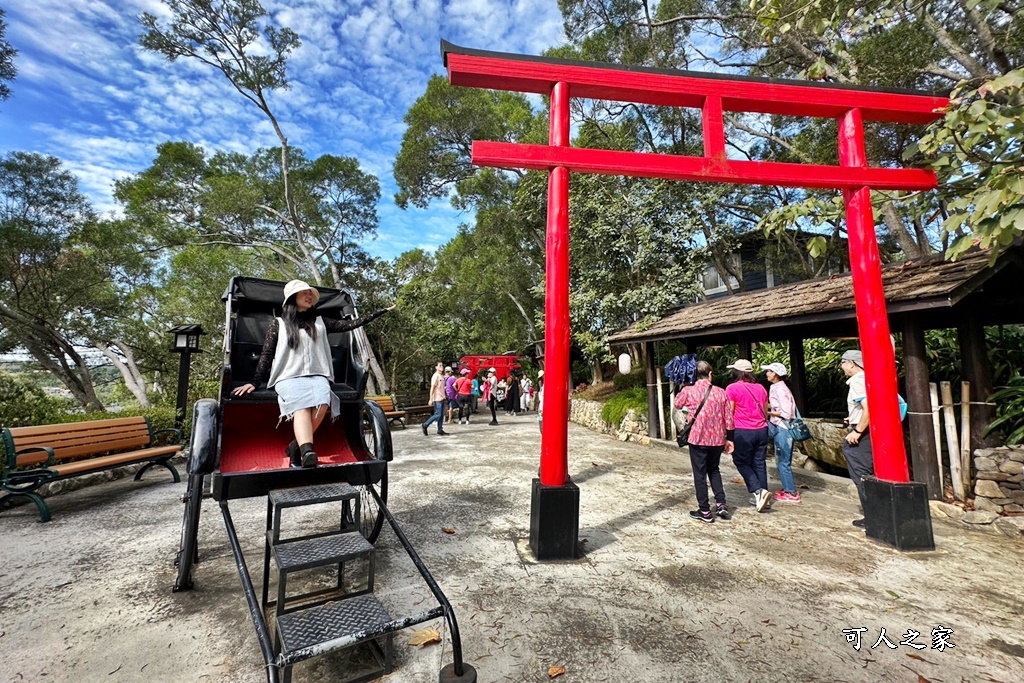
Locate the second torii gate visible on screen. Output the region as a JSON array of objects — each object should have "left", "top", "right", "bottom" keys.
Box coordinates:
[{"left": 441, "top": 41, "right": 949, "bottom": 556}]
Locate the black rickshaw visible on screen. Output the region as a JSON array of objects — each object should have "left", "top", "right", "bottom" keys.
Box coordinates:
[{"left": 173, "top": 277, "right": 476, "bottom": 683}]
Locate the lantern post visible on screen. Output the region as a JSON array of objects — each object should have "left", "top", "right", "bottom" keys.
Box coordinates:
[{"left": 168, "top": 325, "right": 205, "bottom": 432}]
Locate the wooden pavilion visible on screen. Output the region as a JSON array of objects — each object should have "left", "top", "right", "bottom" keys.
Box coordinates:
[{"left": 609, "top": 243, "right": 1024, "bottom": 499}]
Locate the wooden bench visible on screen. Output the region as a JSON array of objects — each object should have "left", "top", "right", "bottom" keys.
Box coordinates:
[
  {"left": 1, "top": 416, "right": 182, "bottom": 523},
  {"left": 395, "top": 390, "right": 434, "bottom": 422},
  {"left": 365, "top": 395, "right": 407, "bottom": 427}
]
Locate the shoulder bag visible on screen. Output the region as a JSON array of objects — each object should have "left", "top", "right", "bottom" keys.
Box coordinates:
[
  {"left": 676, "top": 384, "right": 714, "bottom": 447},
  {"left": 786, "top": 408, "right": 813, "bottom": 442}
]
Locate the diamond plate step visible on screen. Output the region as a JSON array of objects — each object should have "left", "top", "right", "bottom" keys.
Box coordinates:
[
  {"left": 277, "top": 593, "right": 392, "bottom": 662},
  {"left": 269, "top": 483, "right": 358, "bottom": 509},
  {"left": 271, "top": 531, "right": 373, "bottom": 572}
]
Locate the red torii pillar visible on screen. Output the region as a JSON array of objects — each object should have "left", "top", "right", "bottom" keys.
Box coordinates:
[{"left": 442, "top": 41, "right": 948, "bottom": 555}]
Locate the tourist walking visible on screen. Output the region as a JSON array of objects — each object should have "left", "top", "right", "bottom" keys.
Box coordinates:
[
  {"left": 421, "top": 361, "right": 449, "bottom": 436},
  {"left": 675, "top": 361, "right": 734, "bottom": 523},
  {"left": 471, "top": 375, "right": 481, "bottom": 413},
  {"left": 232, "top": 280, "right": 394, "bottom": 467},
  {"left": 520, "top": 375, "right": 532, "bottom": 412},
  {"left": 456, "top": 368, "right": 474, "bottom": 423},
  {"left": 495, "top": 378, "right": 508, "bottom": 413},
  {"left": 762, "top": 362, "right": 800, "bottom": 503},
  {"left": 484, "top": 368, "right": 499, "bottom": 425},
  {"left": 536, "top": 370, "right": 544, "bottom": 433},
  {"left": 507, "top": 373, "right": 521, "bottom": 415},
  {"left": 840, "top": 350, "right": 873, "bottom": 529},
  {"left": 444, "top": 366, "right": 458, "bottom": 424},
  {"left": 726, "top": 359, "right": 772, "bottom": 512}
]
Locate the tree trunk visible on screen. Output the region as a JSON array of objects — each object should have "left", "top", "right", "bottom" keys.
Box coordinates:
[
  {"left": 23, "top": 338, "right": 105, "bottom": 412},
  {"left": 93, "top": 339, "right": 151, "bottom": 407},
  {"left": 881, "top": 203, "right": 926, "bottom": 259}
]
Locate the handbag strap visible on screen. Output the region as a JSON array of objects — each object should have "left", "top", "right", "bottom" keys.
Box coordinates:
[
  {"left": 741, "top": 382, "right": 770, "bottom": 420},
  {"left": 688, "top": 384, "right": 714, "bottom": 423}
]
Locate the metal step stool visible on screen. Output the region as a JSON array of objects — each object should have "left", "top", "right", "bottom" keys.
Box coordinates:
[
  {"left": 263, "top": 482, "right": 394, "bottom": 683},
  {"left": 276, "top": 593, "right": 395, "bottom": 683},
  {"left": 270, "top": 530, "right": 375, "bottom": 614},
  {"left": 262, "top": 483, "right": 362, "bottom": 611}
]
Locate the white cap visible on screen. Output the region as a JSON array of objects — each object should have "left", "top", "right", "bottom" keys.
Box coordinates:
[
  {"left": 761, "top": 362, "right": 788, "bottom": 377},
  {"left": 282, "top": 280, "right": 320, "bottom": 306},
  {"left": 487, "top": 367, "right": 496, "bottom": 373},
  {"left": 726, "top": 359, "right": 754, "bottom": 372}
]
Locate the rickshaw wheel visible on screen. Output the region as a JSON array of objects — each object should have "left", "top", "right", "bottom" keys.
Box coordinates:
[
  {"left": 350, "top": 400, "right": 391, "bottom": 544},
  {"left": 173, "top": 473, "right": 203, "bottom": 591},
  {"left": 361, "top": 468, "right": 387, "bottom": 543}
]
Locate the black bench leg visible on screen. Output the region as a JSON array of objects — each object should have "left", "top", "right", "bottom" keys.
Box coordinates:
[
  {"left": 1, "top": 491, "right": 52, "bottom": 523},
  {"left": 135, "top": 459, "right": 181, "bottom": 483}
]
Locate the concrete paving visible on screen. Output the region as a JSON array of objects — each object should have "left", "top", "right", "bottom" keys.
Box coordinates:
[{"left": 2, "top": 415, "right": 1023, "bottom": 683}]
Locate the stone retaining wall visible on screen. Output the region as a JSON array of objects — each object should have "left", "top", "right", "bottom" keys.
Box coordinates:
[
  {"left": 971, "top": 446, "right": 1024, "bottom": 514},
  {"left": 569, "top": 398, "right": 650, "bottom": 444}
]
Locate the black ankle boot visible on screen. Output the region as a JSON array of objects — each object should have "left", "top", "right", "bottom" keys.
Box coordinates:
[
  {"left": 286, "top": 440, "right": 301, "bottom": 468},
  {"left": 299, "top": 443, "right": 318, "bottom": 468}
]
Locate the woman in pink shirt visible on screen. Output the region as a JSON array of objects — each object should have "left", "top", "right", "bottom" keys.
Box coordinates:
[{"left": 725, "top": 359, "right": 772, "bottom": 512}]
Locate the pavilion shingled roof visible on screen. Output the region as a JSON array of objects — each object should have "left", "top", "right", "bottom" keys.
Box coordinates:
[{"left": 608, "top": 246, "right": 1008, "bottom": 344}]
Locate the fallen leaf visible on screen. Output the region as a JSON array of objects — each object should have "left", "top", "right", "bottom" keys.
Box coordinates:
[
  {"left": 408, "top": 629, "right": 441, "bottom": 647},
  {"left": 441, "top": 527, "right": 456, "bottom": 535},
  {"left": 548, "top": 665, "right": 566, "bottom": 679},
  {"left": 886, "top": 590, "right": 900, "bottom": 599},
  {"left": 731, "top": 478, "right": 744, "bottom": 485},
  {"left": 918, "top": 675, "right": 932, "bottom": 683}
]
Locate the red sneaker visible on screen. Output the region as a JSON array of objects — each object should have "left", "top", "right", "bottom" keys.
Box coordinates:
[{"left": 774, "top": 491, "right": 802, "bottom": 503}]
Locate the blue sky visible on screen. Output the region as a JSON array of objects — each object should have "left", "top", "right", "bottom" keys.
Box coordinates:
[{"left": 0, "top": 0, "right": 566, "bottom": 260}]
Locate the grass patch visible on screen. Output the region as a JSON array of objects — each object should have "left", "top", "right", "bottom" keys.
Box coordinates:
[{"left": 601, "top": 387, "right": 648, "bottom": 425}]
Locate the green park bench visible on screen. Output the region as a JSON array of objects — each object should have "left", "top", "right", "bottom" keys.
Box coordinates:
[{"left": 1, "top": 416, "right": 182, "bottom": 522}]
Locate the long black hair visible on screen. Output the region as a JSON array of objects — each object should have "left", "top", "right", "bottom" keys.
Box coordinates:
[
  {"left": 731, "top": 369, "right": 757, "bottom": 383},
  {"left": 281, "top": 297, "right": 317, "bottom": 349}
]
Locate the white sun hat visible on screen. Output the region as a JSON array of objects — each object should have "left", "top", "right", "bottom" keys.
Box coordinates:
[{"left": 282, "top": 280, "right": 320, "bottom": 306}]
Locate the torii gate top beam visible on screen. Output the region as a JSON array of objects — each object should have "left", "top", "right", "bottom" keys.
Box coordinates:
[
  {"left": 442, "top": 41, "right": 948, "bottom": 125},
  {"left": 442, "top": 41, "right": 948, "bottom": 193}
]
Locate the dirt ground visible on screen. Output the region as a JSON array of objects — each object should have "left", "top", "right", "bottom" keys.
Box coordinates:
[{"left": 2, "top": 416, "right": 1023, "bottom": 683}]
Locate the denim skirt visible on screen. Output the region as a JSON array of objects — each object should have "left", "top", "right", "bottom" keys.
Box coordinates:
[{"left": 275, "top": 375, "right": 340, "bottom": 422}]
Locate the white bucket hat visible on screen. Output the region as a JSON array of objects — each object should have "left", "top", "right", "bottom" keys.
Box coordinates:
[{"left": 282, "top": 280, "right": 320, "bottom": 306}]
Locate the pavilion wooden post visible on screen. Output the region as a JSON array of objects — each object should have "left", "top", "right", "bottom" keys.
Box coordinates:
[
  {"left": 645, "top": 341, "right": 661, "bottom": 439},
  {"left": 957, "top": 310, "right": 995, "bottom": 453},
  {"left": 788, "top": 336, "right": 808, "bottom": 414},
  {"left": 737, "top": 335, "right": 753, "bottom": 362},
  {"left": 901, "top": 314, "right": 942, "bottom": 498}
]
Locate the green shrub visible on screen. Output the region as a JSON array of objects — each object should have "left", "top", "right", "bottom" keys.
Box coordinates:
[
  {"left": 612, "top": 368, "right": 645, "bottom": 391},
  {"left": 601, "top": 387, "right": 648, "bottom": 425},
  {"left": 0, "top": 373, "right": 77, "bottom": 429},
  {"left": 986, "top": 375, "right": 1024, "bottom": 444}
]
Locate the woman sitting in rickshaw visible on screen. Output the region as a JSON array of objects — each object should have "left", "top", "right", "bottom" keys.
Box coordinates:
[{"left": 232, "top": 279, "right": 395, "bottom": 468}]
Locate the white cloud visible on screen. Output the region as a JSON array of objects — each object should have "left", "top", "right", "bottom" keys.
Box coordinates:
[{"left": 1, "top": 0, "right": 567, "bottom": 261}]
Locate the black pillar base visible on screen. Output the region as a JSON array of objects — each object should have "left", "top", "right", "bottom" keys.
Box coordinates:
[
  {"left": 863, "top": 477, "right": 935, "bottom": 551},
  {"left": 529, "top": 478, "right": 580, "bottom": 560}
]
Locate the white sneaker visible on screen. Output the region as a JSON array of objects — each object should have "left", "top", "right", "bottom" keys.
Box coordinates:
[{"left": 755, "top": 489, "right": 773, "bottom": 513}]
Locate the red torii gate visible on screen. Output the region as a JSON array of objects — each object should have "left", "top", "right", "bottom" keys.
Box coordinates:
[{"left": 442, "top": 41, "right": 949, "bottom": 555}]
